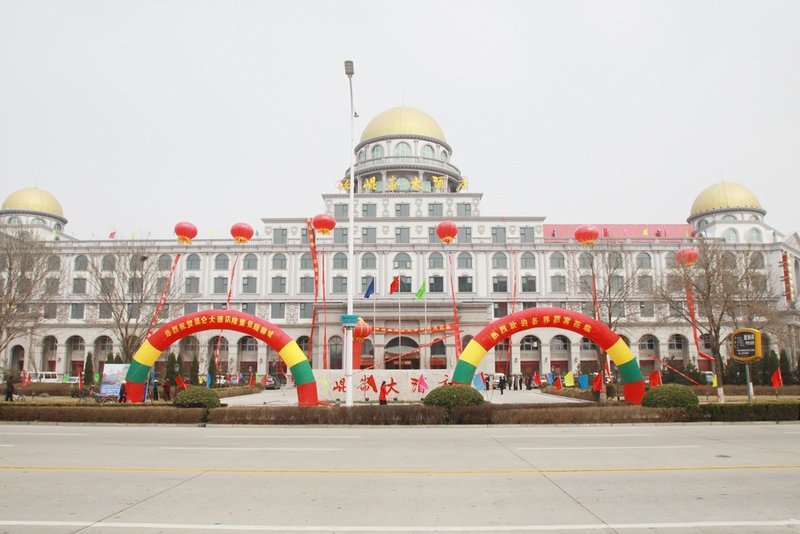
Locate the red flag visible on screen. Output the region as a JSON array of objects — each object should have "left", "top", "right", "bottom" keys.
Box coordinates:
[
  {"left": 366, "top": 375, "right": 377, "bottom": 392},
  {"left": 261, "top": 374, "right": 267, "bottom": 386},
  {"left": 533, "top": 373, "right": 542, "bottom": 387},
  {"left": 108, "top": 231, "right": 116, "bottom": 239},
  {"left": 554, "top": 376, "right": 563, "bottom": 391},
  {"left": 649, "top": 370, "right": 662, "bottom": 387},
  {"left": 248, "top": 373, "right": 255, "bottom": 387},
  {"left": 175, "top": 375, "right": 188, "bottom": 390},
  {"left": 592, "top": 373, "right": 603, "bottom": 392},
  {"left": 771, "top": 368, "right": 784, "bottom": 388},
  {"left": 389, "top": 276, "right": 400, "bottom": 294}
]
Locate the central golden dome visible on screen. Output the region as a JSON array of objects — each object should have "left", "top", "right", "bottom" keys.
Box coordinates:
[
  {"left": 360, "top": 107, "right": 446, "bottom": 143},
  {"left": 690, "top": 182, "right": 763, "bottom": 218},
  {"left": 2, "top": 187, "right": 64, "bottom": 218}
]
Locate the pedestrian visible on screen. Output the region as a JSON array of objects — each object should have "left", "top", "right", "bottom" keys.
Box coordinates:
[
  {"left": 118, "top": 380, "right": 127, "bottom": 403},
  {"left": 484, "top": 375, "right": 490, "bottom": 390},
  {"left": 152, "top": 379, "right": 159, "bottom": 401},
  {"left": 499, "top": 376, "right": 506, "bottom": 395},
  {"left": 4, "top": 376, "right": 14, "bottom": 401},
  {"left": 163, "top": 378, "right": 171, "bottom": 401},
  {"left": 379, "top": 380, "right": 389, "bottom": 406}
]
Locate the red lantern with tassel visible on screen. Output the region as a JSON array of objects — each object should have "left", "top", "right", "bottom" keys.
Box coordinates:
[
  {"left": 230, "top": 222, "right": 254, "bottom": 244},
  {"left": 312, "top": 213, "right": 337, "bottom": 236},
  {"left": 174, "top": 222, "right": 198, "bottom": 245},
  {"left": 352, "top": 318, "right": 373, "bottom": 370},
  {"left": 574, "top": 225, "right": 600, "bottom": 245},
  {"left": 675, "top": 246, "right": 700, "bottom": 267},
  {"left": 436, "top": 220, "right": 458, "bottom": 244}
]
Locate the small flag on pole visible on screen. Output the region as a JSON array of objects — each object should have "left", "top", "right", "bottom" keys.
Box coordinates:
[
  {"left": 554, "top": 376, "right": 563, "bottom": 391},
  {"left": 415, "top": 281, "right": 427, "bottom": 300},
  {"left": 592, "top": 373, "right": 603, "bottom": 392},
  {"left": 472, "top": 374, "right": 485, "bottom": 391},
  {"left": 649, "top": 370, "right": 663, "bottom": 387},
  {"left": 771, "top": 368, "right": 783, "bottom": 388},
  {"left": 564, "top": 371, "right": 574, "bottom": 387},
  {"left": 546, "top": 372, "right": 553, "bottom": 383},
  {"left": 108, "top": 231, "right": 117, "bottom": 239},
  {"left": 175, "top": 375, "right": 188, "bottom": 390},
  {"left": 389, "top": 276, "right": 400, "bottom": 294},
  {"left": 711, "top": 373, "right": 718, "bottom": 387},
  {"left": 579, "top": 374, "right": 589, "bottom": 389},
  {"left": 363, "top": 279, "right": 375, "bottom": 299}
]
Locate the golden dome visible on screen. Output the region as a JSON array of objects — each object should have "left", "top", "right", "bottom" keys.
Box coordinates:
[
  {"left": 2, "top": 187, "right": 64, "bottom": 218},
  {"left": 360, "top": 107, "right": 446, "bottom": 143},
  {"left": 690, "top": 182, "right": 763, "bottom": 218}
]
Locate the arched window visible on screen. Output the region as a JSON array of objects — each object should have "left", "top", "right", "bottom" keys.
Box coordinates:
[
  {"left": 94, "top": 335, "right": 114, "bottom": 359},
  {"left": 215, "top": 254, "right": 229, "bottom": 270},
  {"left": 394, "top": 142, "right": 411, "bottom": 157},
  {"left": 329, "top": 336, "right": 344, "bottom": 369},
  {"left": 47, "top": 255, "right": 60, "bottom": 272},
  {"left": 520, "top": 252, "right": 536, "bottom": 268},
  {"left": 607, "top": 252, "right": 623, "bottom": 269},
  {"left": 430, "top": 339, "right": 446, "bottom": 355},
  {"left": 130, "top": 254, "right": 145, "bottom": 270},
  {"left": 7, "top": 216, "right": 21, "bottom": 225},
  {"left": 300, "top": 253, "right": 313, "bottom": 270},
  {"left": 429, "top": 252, "right": 444, "bottom": 269},
  {"left": 362, "top": 339, "right": 374, "bottom": 356},
  {"left": 186, "top": 254, "right": 200, "bottom": 270},
  {"left": 393, "top": 253, "right": 412, "bottom": 269},
  {"left": 74, "top": 255, "right": 88, "bottom": 271},
  {"left": 723, "top": 228, "right": 739, "bottom": 243},
  {"left": 638, "top": 334, "right": 660, "bottom": 355},
  {"left": 721, "top": 252, "right": 737, "bottom": 269},
  {"left": 747, "top": 228, "right": 762, "bottom": 243},
  {"left": 550, "top": 335, "right": 570, "bottom": 353},
  {"left": 31, "top": 217, "right": 46, "bottom": 226},
  {"left": 421, "top": 144, "right": 435, "bottom": 159},
  {"left": 520, "top": 335, "right": 540, "bottom": 351},
  {"left": 749, "top": 252, "right": 765, "bottom": 269},
  {"left": 371, "top": 145, "right": 384, "bottom": 159},
  {"left": 579, "top": 252, "right": 593, "bottom": 268},
  {"left": 157, "top": 254, "right": 172, "bottom": 271},
  {"left": 636, "top": 252, "right": 652, "bottom": 269},
  {"left": 101, "top": 254, "right": 116, "bottom": 271},
  {"left": 492, "top": 252, "right": 507, "bottom": 269},
  {"left": 668, "top": 334, "right": 687, "bottom": 350},
  {"left": 549, "top": 252, "right": 565, "bottom": 269},
  {"left": 272, "top": 254, "right": 286, "bottom": 270},
  {"left": 361, "top": 253, "right": 376, "bottom": 269},
  {"left": 665, "top": 252, "right": 677, "bottom": 268},
  {"left": 358, "top": 150, "right": 365, "bottom": 162},
  {"left": 333, "top": 253, "right": 348, "bottom": 269},
  {"left": 238, "top": 336, "right": 258, "bottom": 353},
  {"left": 722, "top": 215, "right": 737, "bottom": 222},
  {"left": 457, "top": 252, "right": 473, "bottom": 269},
  {"left": 297, "top": 336, "right": 310, "bottom": 356},
  {"left": 243, "top": 253, "right": 258, "bottom": 270}
]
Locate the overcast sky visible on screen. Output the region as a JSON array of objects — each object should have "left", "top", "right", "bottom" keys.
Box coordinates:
[{"left": 1, "top": 0, "right": 798, "bottom": 240}]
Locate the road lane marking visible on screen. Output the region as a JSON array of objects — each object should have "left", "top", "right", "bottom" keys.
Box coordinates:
[
  {"left": 491, "top": 434, "right": 655, "bottom": 438},
  {"left": 518, "top": 445, "right": 700, "bottom": 450},
  {"left": 0, "top": 432, "right": 84, "bottom": 436},
  {"left": 161, "top": 447, "right": 343, "bottom": 451},
  {"left": 0, "top": 518, "right": 798, "bottom": 531},
  {"left": 206, "top": 435, "right": 361, "bottom": 439}
]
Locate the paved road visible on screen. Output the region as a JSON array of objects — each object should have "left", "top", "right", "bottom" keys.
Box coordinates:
[{"left": 0, "top": 422, "right": 798, "bottom": 533}]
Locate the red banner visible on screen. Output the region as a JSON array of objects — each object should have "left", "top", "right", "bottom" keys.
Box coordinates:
[{"left": 373, "top": 324, "right": 457, "bottom": 335}]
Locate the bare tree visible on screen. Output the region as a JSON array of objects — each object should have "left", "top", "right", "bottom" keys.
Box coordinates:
[
  {"left": 0, "top": 229, "right": 62, "bottom": 370},
  {"left": 653, "top": 239, "right": 786, "bottom": 401},
  {"left": 86, "top": 246, "right": 187, "bottom": 361}
]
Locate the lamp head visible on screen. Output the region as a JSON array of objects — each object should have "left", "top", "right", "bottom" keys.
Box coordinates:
[{"left": 344, "top": 60, "right": 354, "bottom": 77}]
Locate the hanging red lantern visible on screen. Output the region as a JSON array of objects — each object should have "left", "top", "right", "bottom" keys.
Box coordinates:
[
  {"left": 353, "top": 317, "right": 373, "bottom": 341},
  {"left": 675, "top": 246, "right": 700, "bottom": 267},
  {"left": 174, "top": 221, "right": 198, "bottom": 245},
  {"left": 436, "top": 220, "right": 458, "bottom": 244},
  {"left": 574, "top": 225, "right": 600, "bottom": 245},
  {"left": 312, "top": 213, "right": 337, "bottom": 235},
  {"left": 230, "top": 222, "right": 254, "bottom": 244}
]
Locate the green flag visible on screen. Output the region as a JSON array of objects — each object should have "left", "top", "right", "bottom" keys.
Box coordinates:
[{"left": 415, "top": 281, "right": 427, "bottom": 300}]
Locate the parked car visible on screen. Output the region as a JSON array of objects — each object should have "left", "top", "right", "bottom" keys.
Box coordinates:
[
  {"left": 703, "top": 371, "right": 715, "bottom": 385},
  {"left": 264, "top": 375, "right": 279, "bottom": 390},
  {"left": 492, "top": 373, "right": 506, "bottom": 389},
  {"left": 30, "top": 371, "right": 59, "bottom": 383}
]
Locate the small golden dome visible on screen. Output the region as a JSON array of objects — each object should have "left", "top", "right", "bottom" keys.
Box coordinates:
[
  {"left": 2, "top": 187, "right": 64, "bottom": 218},
  {"left": 360, "top": 107, "right": 446, "bottom": 143},
  {"left": 690, "top": 182, "right": 763, "bottom": 218}
]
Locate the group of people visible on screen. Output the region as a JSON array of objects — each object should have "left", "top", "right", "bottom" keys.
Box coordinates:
[{"left": 117, "top": 377, "right": 173, "bottom": 403}]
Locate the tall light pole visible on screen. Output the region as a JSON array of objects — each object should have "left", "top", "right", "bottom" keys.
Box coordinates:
[{"left": 342, "top": 59, "right": 357, "bottom": 407}]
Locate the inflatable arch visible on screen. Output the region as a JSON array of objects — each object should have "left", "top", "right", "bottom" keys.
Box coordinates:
[
  {"left": 124, "top": 309, "right": 318, "bottom": 406},
  {"left": 452, "top": 307, "right": 646, "bottom": 405}
]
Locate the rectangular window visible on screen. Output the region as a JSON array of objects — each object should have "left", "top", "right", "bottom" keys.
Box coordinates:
[
  {"left": 271, "top": 302, "right": 285, "bottom": 319},
  {"left": 70, "top": 303, "right": 84, "bottom": 319},
  {"left": 299, "top": 303, "right": 313, "bottom": 319},
  {"left": 271, "top": 276, "right": 286, "bottom": 294},
  {"left": 521, "top": 276, "right": 537, "bottom": 292},
  {"left": 520, "top": 226, "right": 535, "bottom": 243},
  {"left": 456, "top": 203, "right": 471, "bottom": 217},
  {"left": 610, "top": 275, "right": 624, "bottom": 293},
  {"left": 185, "top": 277, "right": 200, "bottom": 294},
  {"left": 126, "top": 303, "right": 139, "bottom": 319},
  {"left": 361, "top": 276, "right": 374, "bottom": 294},
  {"left": 493, "top": 302, "right": 509, "bottom": 318},
  {"left": 44, "top": 303, "right": 57, "bottom": 319},
  {"left": 100, "top": 277, "right": 114, "bottom": 295},
  {"left": 157, "top": 277, "right": 168, "bottom": 293},
  {"left": 492, "top": 276, "right": 508, "bottom": 292},
  {"left": 362, "top": 203, "right": 377, "bottom": 217},
  {"left": 334, "top": 228, "right": 347, "bottom": 244},
  {"left": 128, "top": 277, "right": 143, "bottom": 294},
  {"left": 212, "top": 303, "right": 227, "bottom": 310},
  {"left": 242, "top": 277, "right": 257, "bottom": 294},
  {"left": 638, "top": 275, "right": 654, "bottom": 292},
  {"left": 362, "top": 227, "right": 376, "bottom": 244},
  {"left": 334, "top": 204, "right": 348, "bottom": 218},
  {"left": 611, "top": 302, "right": 625, "bottom": 317},
  {"left": 399, "top": 275, "right": 412, "bottom": 293},
  {"left": 457, "top": 227, "right": 471, "bottom": 243},
  {"left": 395, "top": 227, "right": 410, "bottom": 244},
  {"left": 458, "top": 276, "right": 473, "bottom": 292},
  {"left": 428, "top": 203, "right": 443, "bottom": 217},
  {"left": 300, "top": 228, "right": 309, "bottom": 245},
  {"left": 429, "top": 275, "right": 444, "bottom": 293},
  {"left": 72, "top": 278, "right": 87, "bottom": 294},
  {"left": 273, "top": 228, "right": 288, "bottom": 244},
  {"left": 332, "top": 276, "right": 347, "bottom": 293},
  {"left": 522, "top": 302, "right": 537, "bottom": 310},
  {"left": 492, "top": 227, "right": 506, "bottom": 244},
  {"left": 428, "top": 227, "right": 438, "bottom": 244},
  {"left": 213, "top": 277, "right": 228, "bottom": 294},
  {"left": 581, "top": 301, "right": 594, "bottom": 317},
  {"left": 551, "top": 275, "right": 566, "bottom": 292},
  {"left": 639, "top": 302, "right": 654, "bottom": 318},
  {"left": 395, "top": 203, "right": 410, "bottom": 217},
  {"left": 45, "top": 278, "right": 59, "bottom": 295},
  {"left": 300, "top": 277, "right": 315, "bottom": 294},
  {"left": 241, "top": 302, "right": 256, "bottom": 315},
  {"left": 184, "top": 302, "right": 199, "bottom": 315}
]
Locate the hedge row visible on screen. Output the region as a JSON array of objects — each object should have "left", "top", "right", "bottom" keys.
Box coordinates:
[{"left": 1, "top": 402, "right": 797, "bottom": 424}]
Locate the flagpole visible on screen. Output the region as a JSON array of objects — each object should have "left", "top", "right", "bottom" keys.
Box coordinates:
[{"left": 398, "top": 290, "right": 402, "bottom": 370}]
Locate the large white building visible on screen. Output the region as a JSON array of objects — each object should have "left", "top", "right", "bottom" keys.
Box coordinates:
[{"left": 2, "top": 106, "right": 799, "bottom": 386}]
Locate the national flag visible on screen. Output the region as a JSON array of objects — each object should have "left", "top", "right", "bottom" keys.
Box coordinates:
[
  {"left": 389, "top": 276, "right": 400, "bottom": 294},
  {"left": 415, "top": 281, "right": 427, "bottom": 300},
  {"left": 546, "top": 372, "right": 553, "bottom": 383},
  {"left": 554, "top": 376, "right": 563, "bottom": 391},
  {"left": 771, "top": 368, "right": 784, "bottom": 388},
  {"left": 579, "top": 374, "right": 589, "bottom": 389},
  {"left": 248, "top": 373, "right": 255, "bottom": 387},
  {"left": 533, "top": 373, "right": 542, "bottom": 387},
  {"left": 592, "top": 373, "right": 603, "bottom": 392},
  {"left": 649, "top": 370, "right": 662, "bottom": 387},
  {"left": 363, "top": 279, "right": 375, "bottom": 299},
  {"left": 175, "top": 375, "right": 188, "bottom": 390},
  {"left": 108, "top": 231, "right": 117, "bottom": 239},
  {"left": 564, "top": 371, "right": 575, "bottom": 387}
]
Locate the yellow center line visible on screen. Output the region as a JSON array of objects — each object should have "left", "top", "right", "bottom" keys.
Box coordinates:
[{"left": 1, "top": 464, "right": 799, "bottom": 475}]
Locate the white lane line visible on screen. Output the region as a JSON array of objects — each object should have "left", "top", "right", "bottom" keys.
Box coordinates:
[
  {"left": 0, "top": 444, "right": 12, "bottom": 447},
  {"left": 518, "top": 445, "right": 700, "bottom": 451},
  {"left": 0, "top": 519, "right": 798, "bottom": 531},
  {"left": 206, "top": 435, "right": 360, "bottom": 439},
  {"left": 491, "top": 434, "right": 654, "bottom": 438},
  {"left": 0, "top": 432, "right": 84, "bottom": 436},
  {"left": 161, "top": 447, "right": 343, "bottom": 451}
]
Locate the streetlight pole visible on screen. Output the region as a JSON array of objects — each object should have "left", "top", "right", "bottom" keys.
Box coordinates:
[{"left": 342, "top": 60, "right": 357, "bottom": 407}]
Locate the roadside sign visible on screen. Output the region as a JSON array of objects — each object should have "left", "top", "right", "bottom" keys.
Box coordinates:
[{"left": 731, "top": 328, "right": 763, "bottom": 363}]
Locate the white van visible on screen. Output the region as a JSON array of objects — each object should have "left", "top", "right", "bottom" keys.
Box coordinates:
[{"left": 31, "top": 371, "right": 59, "bottom": 383}]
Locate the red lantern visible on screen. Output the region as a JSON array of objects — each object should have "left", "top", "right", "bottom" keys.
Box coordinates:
[
  {"left": 230, "top": 222, "right": 254, "bottom": 244},
  {"left": 675, "top": 247, "right": 700, "bottom": 267},
  {"left": 574, "top": 225, "right": 600, "bottom": 245},
  {"left": 174, "top": 221, "right": 198, "bottom": 245},
  {"left": 353, "top": 318, "right": 373, "bottom": 341},
  {"left": 436, "top": 220, "right": 458, "bottom": 244},
  {"left": 312, "top": 213, "right": 337, "bottom": 236}
]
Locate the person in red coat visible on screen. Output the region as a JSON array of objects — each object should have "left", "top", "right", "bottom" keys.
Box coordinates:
[{"left": 379, "top": 381, "right": 389, "bottom": 406}]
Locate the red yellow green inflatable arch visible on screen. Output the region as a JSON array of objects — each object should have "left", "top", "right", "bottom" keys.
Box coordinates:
[
  {"left": 124, "top": 309, "right": 318, "bottom": 405},
  {"left": 452, "top": 307, "right": 646, "bottom": 404}
]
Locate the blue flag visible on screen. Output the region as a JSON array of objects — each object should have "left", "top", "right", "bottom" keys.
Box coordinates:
[
  {"left": 363, "top": 278, "right": 375, "bottom": 299},
  {"left": 546, "top": 372, "right": 554, "bottom": 383},
  {"left": 472, "top": 374, "right": 485, "bottom": 391},
  {"left": 579, "top": 374, "right": 589, "bottom": 389}
]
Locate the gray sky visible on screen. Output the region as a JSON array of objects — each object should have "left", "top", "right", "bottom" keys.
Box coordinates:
[{"left": 1, "top": 0, "right": 798, "bottom": 240}]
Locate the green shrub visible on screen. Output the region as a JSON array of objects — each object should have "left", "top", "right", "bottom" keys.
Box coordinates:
[
  {"left": 423, "top": 384, "right": 484, "bottom": 408},
  {"left": 696, "top": 402, "right": 800, "bottom": 422},
  {"left": 173, "top": 386, "right": 220, "bottom": 409},
  {"left": 642, "top": 383, "right": 699, "bottom": 408}
]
